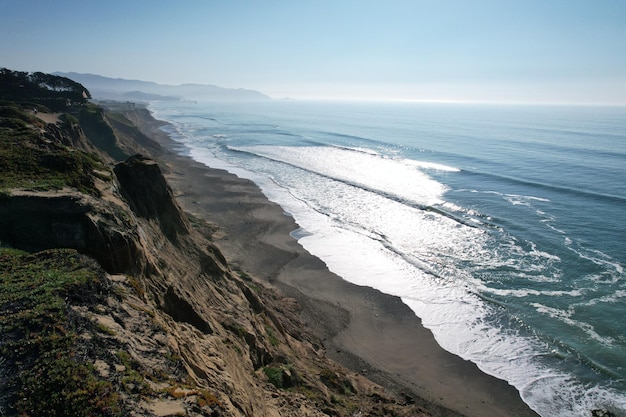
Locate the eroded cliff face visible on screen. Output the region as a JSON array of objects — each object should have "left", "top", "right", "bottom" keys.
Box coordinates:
[
  {"left": 0, "top": 190, "right": 147, "bottom": 275},
  {"left": 114, "top": 154, "right": 190, "bottom": 242},
  {"left": 0, "top": 103, "right": 429, "bottom": 416}
]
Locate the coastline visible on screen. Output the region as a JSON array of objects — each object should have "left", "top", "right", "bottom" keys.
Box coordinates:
[{"left": 129, "top": 107, "right": 540, "bottom": 417}]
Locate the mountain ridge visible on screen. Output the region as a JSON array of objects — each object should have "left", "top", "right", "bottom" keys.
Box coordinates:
[{"left": 54, "top": 72, "right": 270, "bottom": 101}]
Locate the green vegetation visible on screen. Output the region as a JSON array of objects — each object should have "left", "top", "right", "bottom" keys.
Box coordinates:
[
  {"left": 0, "top": 247, "right": 121, "bottom": 416},
  {"left": 17, "top": 354, "right": 120, "bottom": 417},
  {"left": 59, "top": 112, "right": 79, "bottom": 126},
  {"left": 265, "top": 323, "right": 280, "bottom": 347},
  {"left": 196, "top": 389, "right": 222, "bottom": 408},
  {"left": 0, "top": 69, "right": 225, "bottom": 416},
  {"left": 0, "top": 68, "right": 90, "bottom": 111},
  {"left": 319, "top": 368, "right": 355, "bottom": 396},
  {"left": 96, "top": 322, "right": 117, "bottom": 336},
  {"left": 263, "top": 366, "right": 286, "bottom": 388},
  {"left": 0, "top": 245, "right": 196, "bottom": 415},
  {"left": 126, "top": 275, "right": 145, "bottom": 299},
  {"left": 0, "top": 105, "right": 107, "bottom": 195},
  {"left": 0, "top": 68, "right": 123, "bottom": 193},
  {"left": 262, "top": 365, "right": 301, "bottom": 390},
  {"left": 115, "top": 350, "right": 152, "bottom": 396}
]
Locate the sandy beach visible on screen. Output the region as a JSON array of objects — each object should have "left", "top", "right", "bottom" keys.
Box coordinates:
[{"left": 130, "top": 107, "right": 540, "bottom": 417}]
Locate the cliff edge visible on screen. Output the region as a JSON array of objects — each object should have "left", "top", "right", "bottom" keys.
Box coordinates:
[{"left": 0, "top": 69, "right": 431, "bottom": 416}]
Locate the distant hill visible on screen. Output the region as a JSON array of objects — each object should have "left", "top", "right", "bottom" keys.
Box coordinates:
[{"left": 54, "top": 72, "right": 270, "bottom": 101}]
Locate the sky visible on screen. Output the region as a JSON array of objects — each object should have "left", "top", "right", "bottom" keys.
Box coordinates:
[{"left": 1, "top": 0, "right": 625, "bottom": 104}]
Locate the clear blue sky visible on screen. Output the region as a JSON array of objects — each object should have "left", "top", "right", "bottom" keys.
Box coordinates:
[{"left": 1, "top": 0, "right": 625, "bottom": 104}]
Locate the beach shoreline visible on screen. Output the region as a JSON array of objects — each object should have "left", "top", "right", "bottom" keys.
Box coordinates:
[{"left": 129, "top": 106, "right": 540, "bottom": 417}]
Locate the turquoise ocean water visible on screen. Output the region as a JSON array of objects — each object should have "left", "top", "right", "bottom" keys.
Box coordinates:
[{"left": 150, "top": 100, "right": 626, "bottom": 416}]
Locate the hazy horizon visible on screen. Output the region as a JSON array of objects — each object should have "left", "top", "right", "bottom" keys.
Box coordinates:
[{"left": 1, "top": 0, "right": 625, "bottom": 105}]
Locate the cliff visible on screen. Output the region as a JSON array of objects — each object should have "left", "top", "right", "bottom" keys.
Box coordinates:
[{"left": 0, "top": 71, "right": 429, "bottom": 416}]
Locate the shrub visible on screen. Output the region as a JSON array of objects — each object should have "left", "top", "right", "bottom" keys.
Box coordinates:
[
  {"left": 0, "top": 105, "right": 108, "bottom": 195},
  {"left": 263, "top": 367, "right": 285, "bottom": 388},
  {"left": 319, "top": 368, "right": 355, "bottom": 395},
  {"left": 0, "top": 248, "right": 121, "bottom": 416}
]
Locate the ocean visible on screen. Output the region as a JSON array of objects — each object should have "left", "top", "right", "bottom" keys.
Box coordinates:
[{"left": 149, "top": 99, "right": 626, "bottom": 417}]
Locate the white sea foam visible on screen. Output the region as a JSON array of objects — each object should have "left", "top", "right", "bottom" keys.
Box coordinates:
[
  {"left": 528, "top": 242, "right": 562, "bottom": 262},
  {"left": 580, "top": 290, "right": 626, "bottom": 307},
  {"left": 230, "top": 145, "right": 448, "bottom": 207},
  {"left": 531, "top": 303, "right": 615, "bottom": 346},
  {"left": 293, "top": 209, "right": 626, "bottom": 416},
  {"left": 331, "top": 144, "right": 380, "bottom": 155},
  {"left": 148, "top": 101, "right": 626, "bottom": 417},
  {"left": 182, "top": 141, "right": 626, "bottom": 416},
  {"left": 403, "top": 158, "right": 461, "bottom": 172},
  {"left": 567, "top": 245, "right": 624, "bottom": 283},
  {"left": 289, "top": 210, "right": 605, "bottom": 416}
]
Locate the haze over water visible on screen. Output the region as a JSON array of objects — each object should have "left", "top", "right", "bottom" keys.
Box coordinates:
[
  {"left": 151, "top": 99, "right": 626, "bottom": 417},
  {"left": 3, "top": 1, "right": 626, "bottom": 106}
]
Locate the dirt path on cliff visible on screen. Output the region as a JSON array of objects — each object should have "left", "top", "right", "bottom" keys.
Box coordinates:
[{"left": 34, "top": 111, "right": 61, "bottom": 124}]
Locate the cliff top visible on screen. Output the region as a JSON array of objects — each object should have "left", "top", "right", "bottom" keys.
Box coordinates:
[{"left": 0, "top": 69, "right": 433, "bottom": 417}]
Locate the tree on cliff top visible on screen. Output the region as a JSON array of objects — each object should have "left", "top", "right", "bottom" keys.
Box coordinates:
[{"left": 0, "top": 68, "right": 91, "bottom": 110}]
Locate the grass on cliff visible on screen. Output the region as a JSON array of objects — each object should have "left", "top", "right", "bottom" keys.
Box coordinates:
[
  {"left": 0, "top": 247, "right": 121, "bottom": 416},
  {"left": 0, "top": 105, "right": 106, "bottom": 196}
]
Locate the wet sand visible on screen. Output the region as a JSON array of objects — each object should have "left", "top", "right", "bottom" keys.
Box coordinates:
[{"left": 130, "top": 107, "right": 539, "bottom": 417}]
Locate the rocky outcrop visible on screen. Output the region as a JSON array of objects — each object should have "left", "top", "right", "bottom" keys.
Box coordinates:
[
  {"left": 161, "top": 285, "right": 213, "bottom": 334},
  {"left": 36, "top": 114, "right": 98, "bottom": 153},
  {"left": 0, "top": 190, "right": 146, "bottom": 275},
  {"left": 0, "top": 113, "right": 188, "bottom": 276},
  {"left": 105, "top": 109, "right": 164, "bottom": 158},
  {"left": 0, "top": 193, "right": 91, "bottom": 251},
  {"left": 78, "top": 104, "right": 129, "bottom": 161},
  {"left": 114, "top": 154, "right": 190, "bottom": 242}
]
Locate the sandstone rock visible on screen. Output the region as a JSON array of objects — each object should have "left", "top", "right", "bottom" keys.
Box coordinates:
[{"left": 114, "top": 154, "right": 189, "bottom": 242}]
